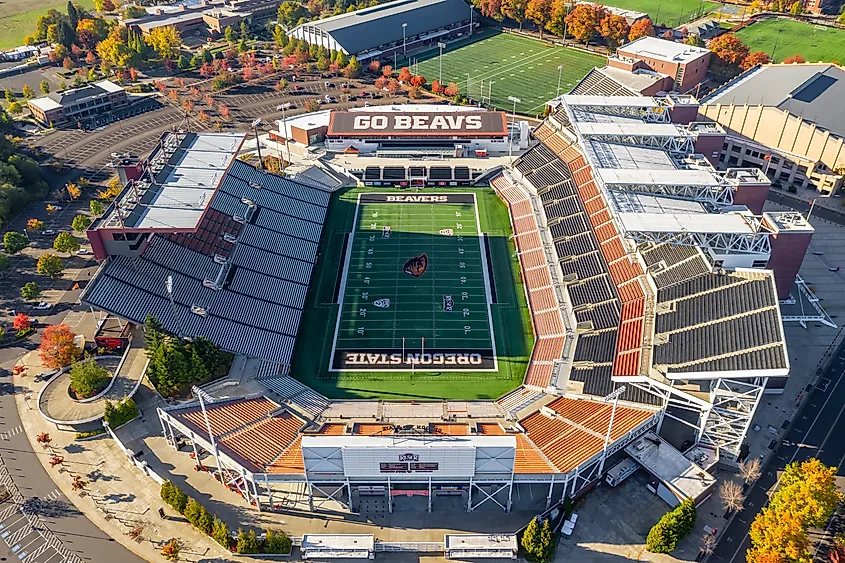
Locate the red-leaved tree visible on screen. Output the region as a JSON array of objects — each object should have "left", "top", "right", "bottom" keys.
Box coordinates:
[
  {"left": 13, "top": 313, "right": 31, "bottom": 331},
  {"left": 39, "top": 324, "right": 79, "bottom": 370}
]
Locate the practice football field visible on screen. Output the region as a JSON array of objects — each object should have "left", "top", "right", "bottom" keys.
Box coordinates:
[
  {"left": 331, "top": 193, "right": 496, "bottom": 371},
  {"left": 405, "top": 30, "right": 604, "bottom": 115},
  {"left": 737, "top": 19, "right": 845, "bottom": 64}
]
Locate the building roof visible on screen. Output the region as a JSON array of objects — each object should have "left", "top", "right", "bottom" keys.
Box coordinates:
[
  {"left": 29, "top": 79, "right": 123, "bottom": 112},
  {"left": 82, "top": 145, "right": 331, "bottom": 365},
  {"left": 617, "top": 36, "right": 710, "bottom": 64},
  {"left": 702, "top": 64, "right": 845, "bottom": 137},
  {"left": 625, "top": 431, "right": 716, "bottom": 501},
  {"left": 579, "top": 1, "right": 647, "bottom": 22},
  {"left": 292, "top": 0, "right": 472, "bottom": 55}
]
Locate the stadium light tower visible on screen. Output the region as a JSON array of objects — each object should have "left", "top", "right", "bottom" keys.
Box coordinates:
[
  {"left": 251, "top": 118, "right": 263, "bottom": 169},
  {"left": 437, "top": 42, "right": 446, "bottom": 84},
  {"left": 598, "top": 386, "right": 627, "bottom": 475},
  {"left": 402, "top": 23, "right": 408, "bottom": 57},
  {"left": 556, "top": 65, "right": 564, "bottom": 97},
  {"left": 507, "top": 96, "right": 521, "bottom": 162},
  {"left": 276, "top": 104, "right": 293, "bottom": 170}
]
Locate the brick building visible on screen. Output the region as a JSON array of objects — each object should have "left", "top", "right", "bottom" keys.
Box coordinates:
[{"left": 27, "top": 80, "right": 127, "bottom": 127}]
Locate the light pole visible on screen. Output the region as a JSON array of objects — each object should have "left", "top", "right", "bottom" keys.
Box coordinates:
[
  {"left": 598, "top": 386, "right": 627, "bottom": 475},
  {"left": 437, "top": 42, "right": 446, "bottom": 84},
  {"left": 488, "top": 81, "right": 493, "bottom": 107},
  {"left": 276, "top": 105, "right": 293, "bottom": 170},
  {"left": 770, "top": 28, "right": 784, "bottom": 62},
  {"left": 508, "top": 96, "right": 520, "bottom": 162},
  {"left": 466, "top": 73, "right": 470, "bottom": 100},
  {"left": 251, "top": 118, "right": 263, "bottom": 169},
  {"left": 556, "top": 65, "right": 564, "bottom": 98},
  {"left": 402, "top": 22, "right": 408, "bottom": 59}
]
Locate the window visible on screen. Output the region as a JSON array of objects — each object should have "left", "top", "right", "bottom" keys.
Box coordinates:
[{"left": 752, "top": 260, "right": 768, "bottom": 268}]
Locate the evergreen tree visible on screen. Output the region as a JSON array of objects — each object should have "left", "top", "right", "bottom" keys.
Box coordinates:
[
  {"left": 202, "top": 48, "right": 213, "bottom": 64},
  {"left": 67, "top": 1, "right": 79, "bottom": 28}
]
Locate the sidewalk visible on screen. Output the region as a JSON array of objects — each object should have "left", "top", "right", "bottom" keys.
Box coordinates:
[{"left": 13, "top": 351, "right": 233, "bottom": 563}]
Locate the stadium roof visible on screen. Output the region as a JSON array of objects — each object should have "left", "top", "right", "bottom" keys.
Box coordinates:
[
  {"left": 291, "top": 0, "right": 472, "bottom": 55},
  {"left": 625, "top": 431, "right": 716, "bottom": 502},
  {"left": 569, "top": 67, "right": 668, "bottom": 97},
  {"left": 701, "top": 63, "right": 845, "bottom": 137},
  {"left": 82, "top": 145, "right": 331, "bottom": 365},
  {"left": 616, "top": 36, "right": 710, "bottom": 64}
]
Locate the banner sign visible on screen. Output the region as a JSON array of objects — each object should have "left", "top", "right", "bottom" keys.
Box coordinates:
[{"left": 327, "top": 111, "right": 507, "bottom": 138}]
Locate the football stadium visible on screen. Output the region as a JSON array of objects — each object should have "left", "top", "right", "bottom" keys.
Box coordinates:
[{"left": 80, "top": 96, "right": 815, "bottom": 527}]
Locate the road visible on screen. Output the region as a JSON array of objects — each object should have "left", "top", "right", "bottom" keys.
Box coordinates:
[{"left": 709, "top": 334, "right": 845, "bottom": 563}]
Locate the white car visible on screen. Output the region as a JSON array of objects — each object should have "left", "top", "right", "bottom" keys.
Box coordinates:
[
  {"left": 33, "top": 302, "right": 51, "bottom": 310},
  {"left": 42, "top": 229, "right": 56, "bottom": 236},
  {"left": 76, "top": 248, "right": 91, "bottom": 255}
]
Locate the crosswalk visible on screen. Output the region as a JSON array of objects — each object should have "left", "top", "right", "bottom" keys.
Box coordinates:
[{"left": 0, "top": 426, "right": 23, "bottom": 441}]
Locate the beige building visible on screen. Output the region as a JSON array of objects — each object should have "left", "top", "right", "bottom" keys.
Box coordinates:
[{"left": 699, "top": 63, "right": 845, "bottom": 195}]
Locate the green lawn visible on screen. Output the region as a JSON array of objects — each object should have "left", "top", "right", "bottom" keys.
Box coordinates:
[
  {"left": 737, "top": 18, "right": 845, "bottom": 63},
  {"left": 0, "top": 0, "right": 95, "bottom": 50},
  {"left": 595, "top": 0, "right": 720, "bottom": 27},
  {"left": 405, "top": 30, "right": 604, "bottom": 115},
  {"left": 290, "top": 186, "right": 534, "bottom": 401}
]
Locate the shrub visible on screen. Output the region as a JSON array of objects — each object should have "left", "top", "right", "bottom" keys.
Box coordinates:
[
  {"left": 161, "top": 539, "right": 180, "bottom": 561},
  {"left": 236, "top": 529, "right": 260, "bottom": 554},
  {"left": 68, "top": 361, "right": 111, "bottom": 399},
  {"left": 212, "top": 517, "right": 231, "bottom": 549},
  {"left": 161, "top": 481, "right": 188, "bottom": 514},
  {"left": 521, "top": 517, "right": 556, "bottom": 563},
  {"left": 103, "top": 398, "right": 138, "bottom": 428},
  {"left": 184, "top": 498, "right": 203, "bottom": 527},
  {"left": 646, "top": 498, "right": 696, "bottom": 553},
  {"left": 195, "top": 504, "right": 214, "bottom": 535},
  {"left": 75, "top": 429, "right": 106, "bottom": 439},
  {"left": 264, "top": 529, "right": 292, "bottom": 554}
]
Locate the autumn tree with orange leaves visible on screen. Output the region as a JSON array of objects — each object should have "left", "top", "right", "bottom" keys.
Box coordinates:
[
  {"left": 599, "top": 13, "right": 629, "bottom": 50},
  {"left": 39, "top": 324, "right": 80, "bottom": 370},
  {"left": 628, "top": 18, "right": 655, "bottom": 41},
  {"left": 565, "top": 3, "right": 608, "bottom": 45}
]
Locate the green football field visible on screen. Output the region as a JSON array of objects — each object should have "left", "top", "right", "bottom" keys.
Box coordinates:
[
  {"left": 332, "top": 194, "right": 496, "bottom": 371},
  {"left": 290, "top": 187, "right": 535, "bottom": 401},
  {"left": 404, "top": 31, "right": 604, "bottom": 116},
  {"left": 593, "top": 0, "right": 719, "bottom": 27},
  {"left": 737, "top": 19, "right": 845, "bottom": 64}
]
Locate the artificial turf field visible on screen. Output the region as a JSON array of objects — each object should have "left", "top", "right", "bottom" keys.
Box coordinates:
[
  {"left": 407, "top": 30, "right": 604, "bottom": 115},
  {"left": 290, "top": 187, "right": 534, "bottom": 401},
  {"left": 593, "top": 0, "right": 719, "bottom": 27},
  {"left": 737, "top": 19, "right": 845, "bottom": 64}
]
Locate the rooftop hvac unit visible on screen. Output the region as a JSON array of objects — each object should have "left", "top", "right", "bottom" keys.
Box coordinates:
[
  {"left": 222, "top": 233, "right": 237, "bottom": 243},
  {"left": 203, "top": 279, "right": 221, "bottom": 290},
  {"left": 233, "top": 215, "right": 246, "bottom": 224},
  {"left": 540, "top": 406, "right": 557, "bottom": 418},
  {"left": 249, "top": 182, "right": 262, "bottom": 189},
  {"left": 241, "top": 198, "right": 255, "bottom": 206},
  {"left": 191, "top": 304, "right": 207, "bottom": 317},
  {"left": 213, "top": 254, "right": 227, "bottom": 264}
]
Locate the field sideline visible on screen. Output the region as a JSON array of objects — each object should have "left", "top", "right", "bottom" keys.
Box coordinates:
[
  {"left": 291, "top": 186, "right": 535, "bottom": 401},
  {"left": 407, "top": 31, "right": 604, "bottom": 115},
  {"left": 737, "top": 18, "right": 845, "bottom": 64}
]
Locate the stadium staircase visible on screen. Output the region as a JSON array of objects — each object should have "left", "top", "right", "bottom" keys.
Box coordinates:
[{"left": 256, "top": 367, "right": 331, "bottom": 420}]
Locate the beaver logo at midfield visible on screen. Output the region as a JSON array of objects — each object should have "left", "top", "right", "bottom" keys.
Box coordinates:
[{"left": 403, "top": 253, "right": 428, "bottom": 277}]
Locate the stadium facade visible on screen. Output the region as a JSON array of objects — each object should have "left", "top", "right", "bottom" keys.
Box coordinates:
[
  {"left": 288, "top": 0, "right": 475, "bottom": 61},
  {"left": 82, "top": 99, "right": 813, "bottom": 517}
]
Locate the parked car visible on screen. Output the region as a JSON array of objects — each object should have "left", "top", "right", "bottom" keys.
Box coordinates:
[
  {"left": 76, "top": 248, "right": 91, "bottom": 255},
  {"left": 325, "top": 95, "right": 336, "bottom": 103},
  {"left": 33, "top": 302, "right": 51, "bottom": 310},
  {"left": 42, "top": 229, "right": 56, "bottom": 236}
]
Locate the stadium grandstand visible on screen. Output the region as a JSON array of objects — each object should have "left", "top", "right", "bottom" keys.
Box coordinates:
[
  {"left": 492, "top": 93, "right": 804, "bottom": 462},
  {"left": 288, "top": 0, "right": 476, "bottom": 62}
]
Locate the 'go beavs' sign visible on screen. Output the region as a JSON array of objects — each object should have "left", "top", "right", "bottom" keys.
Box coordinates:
[{"left": 327, "top": 110, "right": 507, "bottom": 137}]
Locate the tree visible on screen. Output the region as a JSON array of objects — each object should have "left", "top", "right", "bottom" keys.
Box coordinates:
[
  {"left": 783, "top": 54, "right": 806, "bottom": 64},
  {"left": 272, "top": 25, "right": 288, "bottom": 48},
  {"left": 367, "top": 60, "right": 380, "bottom": 74},
  {"left": 742, "top": 51, "right": 770, "bottom": 70},
  {"left": 748, "top": 507, "right": 810, "bottom": 563},
  {"left": 69, "top": 360, "right": 111, "bottom": 399},
  {"left": 161, "top": 539, "right": 180, "bottom": 562},
  {"left": 646, "top": 499, "right": 696, "bottom": 553},
  {"left": 212, "top": 518, "right": 231, "bottom": 549},
  {"left": 565, "top": 3, "right": 607, "bottom": 44},
  {"left": 66, "top": 182, "right": 81, "bottom": 200},
  {"left": 628, "top": 17, "right": 655, "bottom": 41},
  {"left": 526, "top": 0, "right": 554, "bottom": 38},
  {"left": 277, "top": 1, "right": 308, "bottom": 27},
  {"left": 39, "top": 324, "right": 79, "bottom": 369},
  {"left": 146, "top": 26, "right": 181, "bottom": 60},
  {"left": 445, "top": 82, "right": 459, "bottom": 97},
  {"left": 224, "top": 25, "right": 237, "bottom": 44},
  {"left": 90, "top": 199, "right": 104, "bottom": 216},
  {"left": 7, "top": 102, "right": 23, "bottom": 115},
  {"left": 382, "top": 64, "right": 393, "bottom": 77},
  {"left": 21, "top": 281, "right": 41, "bottom": 300},
  {"left": 520, "top": 517, "right": 554, "bottom": 562},
  {"left": 36, "top": 432, "right": 52, "bottom": 447},
  {"left": 408, "top": 86, "right": 421, "bottom": 99},
  {"left": 264, "top": 529, "right": 292, "bottom": 554},
  {"left": 503, "top": 0, "right": 529, "bottom": 29},
  {"left": 40, "top": 80, "right": 50, "bottom": 95},
  {"left": 237, "top": 529, "right": 260, "bottom": 554},
  {"left": 719, "top": 480, "right": 745, "bottom": 513},
  {"left": 27, "top": 218, "right": 44, "bottom": 231},
  {"left": 740, "top": 458, "right": 762, "bottom": 485},
  {"left": 37, "top": 254, "right": 64, "bottom": 278},
  {"left": 13, "top": 313, "right": 31, "bottom": 331},
  {"left": 22, "top": 85, "right": 35, "bottom": 100},
  {"left": 473, "top": 0, "right": 504, "bottom": 20},
  {"left": 430, "top": 79, "right": 443, "bottom": 94},
  {"left": 343, "top": 56, "right": 361, "bottom": 79},
  {"left": 410, "top": 74, "right": 426, "bottom": 87},
  {"left": 4, "top": 89, "right": 14, "bottom": 103},
  {"left": 709, "top": 33, "right": 749, "bottom": 66},
  {"left": 683, "top": 34, "right": 705, "bottom": 47},
  {"left": 97, "top": 28, "right": 133, "bottom": 67},
  {"left": 387, "top": 78, "right": 400, "bottom": 96},
  {"left": 53, "top": 232, "right": 80, "bottom": 254},
  {"left": 775, "top": 459, "right": 840, "bottom": 528},
  {"left": 239, "top": 19, "right": 249, "bottom": 40},
  {"left": 599, "top": 13, "right": 629, "bottom": 50},
  {"left": 71, "top": 215, "right": 92, "bottom": 234},
  {"left": 789, "top": 0, "right": 803, "bottom": 14},
  {"left": 4, "top": 231, "right": 29, "bottom": 254},
  {"left": 397, "top": 67, "right": 412, "bottom": 83}
]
